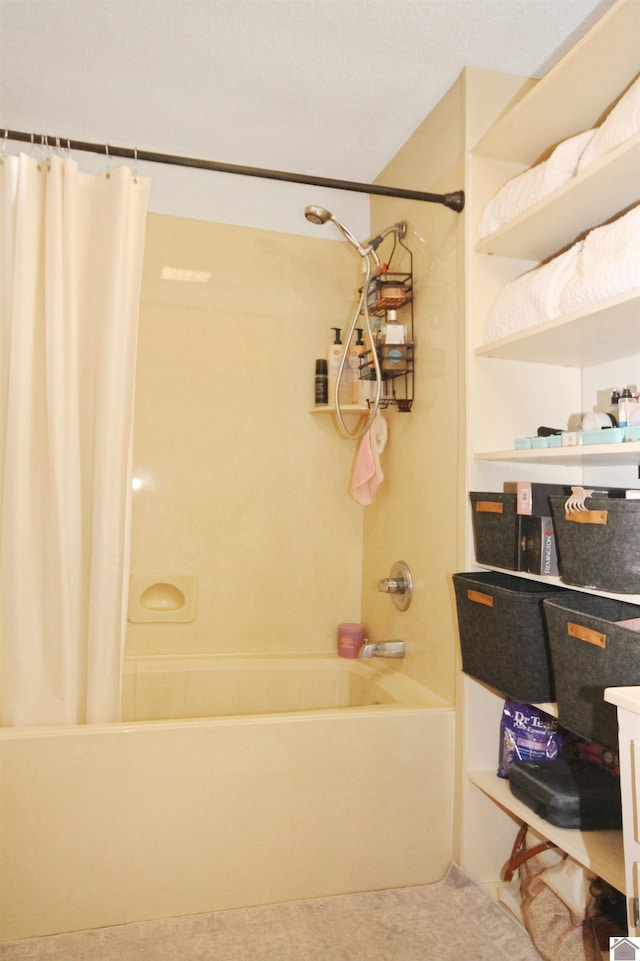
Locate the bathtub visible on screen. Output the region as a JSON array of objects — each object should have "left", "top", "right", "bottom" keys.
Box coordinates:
[{"left": 0, "top": 654, "right": 455, "bottom": 943}]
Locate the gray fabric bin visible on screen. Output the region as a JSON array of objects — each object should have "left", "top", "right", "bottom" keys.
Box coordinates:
[
  {"left": 453, "top": 571, "right": 565, "bottom": 702},
  {"left": 544, "top": 593, "right": 640, "bottom": 749},
  {"left": 550, "top": 495, "right": 640, "bottom": 593},
  {"left": 470, "top": 492, "right": 518, "bottom": 571}
]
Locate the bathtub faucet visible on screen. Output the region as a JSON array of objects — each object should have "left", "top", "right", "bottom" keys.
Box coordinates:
[{"left": 360, "top": 640, "right": 405, "bottom": 659}]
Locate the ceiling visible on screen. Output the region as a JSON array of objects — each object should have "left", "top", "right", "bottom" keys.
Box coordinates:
[{"left": 0, "top": 0, "right": 615, "bottom": 187}]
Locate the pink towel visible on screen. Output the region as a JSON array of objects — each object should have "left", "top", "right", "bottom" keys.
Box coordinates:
[{"left": 350, "top": 414, "right": 388, "bottom": 505}]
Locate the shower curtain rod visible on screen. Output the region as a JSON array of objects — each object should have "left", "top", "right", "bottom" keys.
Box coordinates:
[{"left": 2, "top": 129, "right": 465, "bottom": 212}]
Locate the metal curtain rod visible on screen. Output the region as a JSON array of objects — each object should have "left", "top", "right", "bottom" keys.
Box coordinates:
[{"left": 2, "top": 129, "right": 465, "bottom": 212}]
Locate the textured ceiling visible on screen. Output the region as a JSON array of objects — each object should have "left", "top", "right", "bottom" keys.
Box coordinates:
[{"left": 0, "top": 0, "right": 614, "bottom": 184}]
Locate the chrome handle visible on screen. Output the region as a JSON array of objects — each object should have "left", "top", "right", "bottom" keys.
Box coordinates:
[
  {"left": 377, "top": 577, "right": 406, "bottom": 594},
  {"left": 377, "top": 561, "right": 413, "bottom": 611}
]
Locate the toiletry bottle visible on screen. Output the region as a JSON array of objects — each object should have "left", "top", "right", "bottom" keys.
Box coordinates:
[
  {"left": 337, "top": 623, "right": 365, "bottom": 659},
  {"left": 327, "top": 327, "right": 343, "bottom": 406},
  {"left": 619, "top": 387, "right": 633, "bottom": 427},
  {"left": 609, "top": 389, "right": 620, "bottom": 426},
  {"left": 381, "top": 309, "right": 407, "bottom": 372},
  {"left": 314, "top": 358, "right": 328, "bottom": 405},
  {"left": 348, "top": 328, "right": 366, "bottom": 405}
]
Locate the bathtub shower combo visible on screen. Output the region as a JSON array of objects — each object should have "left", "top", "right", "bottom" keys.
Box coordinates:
[{"left": 0, "top": 209, "right": 456, "bottom": 944}]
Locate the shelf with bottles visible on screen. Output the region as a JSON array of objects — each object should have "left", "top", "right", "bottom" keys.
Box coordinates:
[
  {"left": 360, "top": 263, "right": 414, "bottom": 411},
  {"left": 474, "top": 440, "right": 640, "bottom": 467}
]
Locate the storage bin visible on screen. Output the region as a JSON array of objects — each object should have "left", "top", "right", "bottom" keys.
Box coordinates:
[
  {"left": 543, "top": 592, "right": 640, "bottom": 748},
  {"left": 550, "top": 495, "right": 640, "bottom": 593},
  {"left": 453, "top": 571, "right": 565, "bottom": 702},
  {"left": 470, "top": 492, "right": 518, "bottom": 570}
]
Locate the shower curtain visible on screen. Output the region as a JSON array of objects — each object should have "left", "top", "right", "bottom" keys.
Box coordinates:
[{"left": 0, "top": 152, "right": 150, "bottom": 725}]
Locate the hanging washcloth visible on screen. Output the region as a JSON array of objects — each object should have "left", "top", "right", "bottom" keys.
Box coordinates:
[{"left": 350, "top": 413, "right": 388, "bottom": 505}]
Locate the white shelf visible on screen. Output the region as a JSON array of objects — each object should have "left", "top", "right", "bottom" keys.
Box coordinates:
[
  {"left": 310, "top": 405, "right": 369, "bottom": 414},
  {"left": 469, "top": 770, "right": 625, "bottom": 893},
  {"left": 473, "top": 563, "right": 640, "bottom": 606},
  {"left": 474, "top": 289, "right": 640, "bottom": 368},
  {"left": 474, "top": 441, "right": 640, "bottom": 467},
  {"left": 473, "top": 0, "right": 640, "bottom": 166},
  {"left": 475, "top": 135, "right": 640, "bottom": 262}
]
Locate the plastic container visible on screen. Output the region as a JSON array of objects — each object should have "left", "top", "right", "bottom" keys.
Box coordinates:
[
  {"left": 452, "top": 571, "right": 565, "bottom": 702},
  {"left": 337, "top": 623, "right": 365, "bottom": 659},
  {"left": 581, "top": 426, "right": 624, "bottom": 445},
  {"left": 543, "top": 592, "right": 640, "bottom": 747},
  {"left": 470, "top": 492, "right": 519, "bottom": 570}
]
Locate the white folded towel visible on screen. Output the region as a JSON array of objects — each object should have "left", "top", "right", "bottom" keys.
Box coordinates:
[
  {"left": 478, "top": 128, "right": 596, "bottom": 239},
  {"left": 559, "top": 204, "right": 640, "bottom": 315},
  {"left": 483, "top": 242, "right": 584, "bottom": 343},
  {"left": 577, "top": 73, "right": 640, "bottom": 173}
]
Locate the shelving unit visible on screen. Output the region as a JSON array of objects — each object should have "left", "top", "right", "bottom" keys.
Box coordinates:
[
  {"left": 470, "top": 771, "right": 625, "bottom": 894},
  {"left": 460, "top": 0, "right": 640, "bottom": 930}
]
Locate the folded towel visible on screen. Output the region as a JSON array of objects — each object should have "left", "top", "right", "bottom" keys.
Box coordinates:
[
  {"left": 478, "top": 128, "right": 596, "bottom": 239},
  {"left": 559, "top": 204, "right": 640, "bottom": 315},
  {"left": 350, "top": 413, "right": 388, "bottom": 506},
  {"left": 577, "top": 73, "right": 640, "bottom": 173},
  {"left": 483, "top": 241, "right": 583, "bottom": 343}
]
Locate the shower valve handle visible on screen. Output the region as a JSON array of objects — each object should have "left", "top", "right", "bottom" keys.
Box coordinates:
[
  {"left": 376, "top": 561, "right": 413, "bottom": 612},
  {"left": 378, "top": 577, "right": 405, "bottom": 594}
]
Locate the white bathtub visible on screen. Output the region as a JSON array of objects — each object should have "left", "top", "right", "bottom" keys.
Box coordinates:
[{"left": 0, "top": 655, "right": 455, "bottom": 942}]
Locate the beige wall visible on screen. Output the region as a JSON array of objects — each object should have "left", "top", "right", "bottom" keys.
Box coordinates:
[
  {"left": 127, "top": 77, "right": 467, "bottom": 704},
  {"left": 127, "top": 217, "right": 366, "bottom": 656},
  {"left": 361, "top": 75, "right": 466, "bottom": 704}
]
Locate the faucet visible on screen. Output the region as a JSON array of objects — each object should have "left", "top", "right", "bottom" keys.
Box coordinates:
[{"left": 360, "top": 640, "right": 405, "bottom": 659}]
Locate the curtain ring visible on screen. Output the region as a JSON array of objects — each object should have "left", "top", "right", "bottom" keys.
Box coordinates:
[
  {"left": 133, "top": 147, "right": 138, "bottom": 183},
  {"left": 1, "top": 130, "right": 7, "bottom": 159},
  {"left": 105, "top": 143, "right": 111, "bottom": 178}
]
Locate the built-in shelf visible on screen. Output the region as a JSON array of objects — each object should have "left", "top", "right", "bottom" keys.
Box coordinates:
[
  {"left": 475, "top": 135, "right": 640, "bottom": 262},
  {"left": 474, "top": 441, "right": 640, "bottom": 467},
  {"left": 469, "top": 770, "right": 625, "bottom": 893},
  {"left": 310, "top": 405, "right": 369, "bottom": 414},
  {"left": 472, "top": 0, "right": 640, "bottom": 166},
  {"left": 474, "top": 289, "right": 640, "bottom": 368},
  {"left": 474, "top": 562, "right": 640, "bottom": 607}
]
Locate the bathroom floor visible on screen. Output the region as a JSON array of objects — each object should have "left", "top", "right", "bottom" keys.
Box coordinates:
[{"left": 0, "top": 864, "right": 542, "bottom": 961}]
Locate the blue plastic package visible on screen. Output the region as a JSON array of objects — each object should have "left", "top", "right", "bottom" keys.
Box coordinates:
[{"left": 498, "top": 699, "right": 564, "bottom": 778}]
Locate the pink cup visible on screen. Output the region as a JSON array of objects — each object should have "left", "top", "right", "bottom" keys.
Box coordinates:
[{"left": 338, "top": 623, "right": 365, "bottom": 659}]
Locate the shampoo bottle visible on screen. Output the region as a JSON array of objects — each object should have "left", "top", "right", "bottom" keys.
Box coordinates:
[{"left": 327, "top": 327, "right": 343, "bottom": 406}]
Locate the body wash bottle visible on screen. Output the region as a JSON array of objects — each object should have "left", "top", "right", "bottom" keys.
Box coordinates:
[{"left": 327, "top": 327, "right": 343, "bottom": 406}]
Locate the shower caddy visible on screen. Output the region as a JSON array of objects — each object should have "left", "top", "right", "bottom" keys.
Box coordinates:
[
  {"left": 360, "top": 247, "right": 414, "bottom": 412},
  {"left": 311, "top": 239, "right": 415, "bottom": 416}
]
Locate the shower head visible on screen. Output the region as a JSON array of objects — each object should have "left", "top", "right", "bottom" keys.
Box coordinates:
[
  {"left": 304, "top": 205, "right": 332, "bottom": 226},
  {"left": 304, "top": 205, "right": 369, "bottom": 256}
]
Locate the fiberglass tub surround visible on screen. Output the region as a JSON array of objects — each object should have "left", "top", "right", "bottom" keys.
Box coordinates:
[{"left": 0, "top": 688, "right": 455, "bottom": 941}]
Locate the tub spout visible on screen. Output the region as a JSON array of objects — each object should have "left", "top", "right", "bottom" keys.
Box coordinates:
[{"left": 360, "top": 641, "right": 405, "bottom": 659}]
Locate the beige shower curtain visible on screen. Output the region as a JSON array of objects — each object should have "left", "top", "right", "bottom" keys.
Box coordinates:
[{"left": 0, "top": 152, "right": 150, "bottom": 725}]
